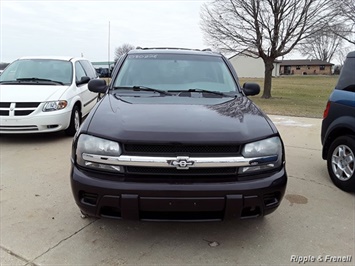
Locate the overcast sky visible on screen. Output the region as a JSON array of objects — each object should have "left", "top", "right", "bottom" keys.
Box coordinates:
[
  {"left": 1, "top": 0, "right": 209, "bottom": 63},
  {"left": 1, "top": 0, "right": 328, "bottom": 65}
]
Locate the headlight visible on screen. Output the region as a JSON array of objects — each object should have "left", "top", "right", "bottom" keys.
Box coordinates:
[
  {"left": 242, "top": 136, "right": 281, "bottom": 157},
  {"left": 43, "top": 100, "right": 67, "bottom": 111},
  {"left": 240, "top": 136, "right": 283, "bottom": 174},
  {"left": 76, "top": 134, "right": 122, "bottom": 172}
]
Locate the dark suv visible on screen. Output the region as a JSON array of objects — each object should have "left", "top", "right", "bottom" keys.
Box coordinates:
[
  {"left": 70, "top": 48, "right": 287, "bottom": 221},
  {"left": 321, "top": 51, "right": 355, "bottom": 192}
]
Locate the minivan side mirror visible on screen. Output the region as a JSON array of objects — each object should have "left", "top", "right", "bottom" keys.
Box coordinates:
[
  {"left": 88, "top": 79, "right": 107, "bottom": 93},
  {"left": 76, "top": 76, "right": 90, "bottom": 86},
  {"left": 242, "top": 83, "right": 260, "bottom": 96}
]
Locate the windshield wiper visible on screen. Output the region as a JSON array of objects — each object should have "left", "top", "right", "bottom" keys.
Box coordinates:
[
  {"left": 113, "top": 86, "right": 172, "bottom": 95},
  {"left": 168, "top": 88, "right": 234, "bottom": 97},
  {"left": 0, "top": 80, "right": 23, "bottom": 84},
  {"left": 16, "top": 78, "right": 64, "bottom": 85}
]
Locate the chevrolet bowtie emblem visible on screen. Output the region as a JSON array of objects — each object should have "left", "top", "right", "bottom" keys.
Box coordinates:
[{"left": 170, "top": 156, "right": 195, "bottom": 169}]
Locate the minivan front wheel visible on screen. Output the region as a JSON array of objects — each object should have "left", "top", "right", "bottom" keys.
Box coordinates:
[
  {"left": 327, "top": 136, "right": 355, "bottom": 192},
  {"left": 65, "top": 105, "right": 81, "bottom": 136}
]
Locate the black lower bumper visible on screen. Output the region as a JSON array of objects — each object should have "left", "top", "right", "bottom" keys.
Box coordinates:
[{"left": 70, "top": 166, "right": 287, "bottom": 221}]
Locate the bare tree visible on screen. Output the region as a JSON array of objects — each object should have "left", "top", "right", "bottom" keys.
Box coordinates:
[
  {"left": 201, "top": 0, "right": 338, "bottom": 98},
  {"left": 299, "top": 25, "right": 344, "bottom": 62},
  {"left": 331, "top": 0, "right": 355, "bottom": 45},
  {"left": 114, "top": 43, "right": 135, "bottom": 62}
]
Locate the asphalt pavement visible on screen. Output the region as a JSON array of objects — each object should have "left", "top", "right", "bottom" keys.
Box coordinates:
[{"left": 0, "top": 115, "right": 354, "bottom": 265}]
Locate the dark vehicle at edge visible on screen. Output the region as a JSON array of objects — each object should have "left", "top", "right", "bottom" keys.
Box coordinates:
[
  {"left": 321, "top": 50, "right": 355, "bottom": 192},
  {"left": 70, "top": 48, "right": 287, "bottom": 221}
]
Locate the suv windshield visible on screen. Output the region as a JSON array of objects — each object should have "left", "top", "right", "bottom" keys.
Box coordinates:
[
  {"left": 0, "top": 59, "right": 73, "bottom": 85},
  {"left": 113, "top": 53, "right": 238, "bottom": 93}
]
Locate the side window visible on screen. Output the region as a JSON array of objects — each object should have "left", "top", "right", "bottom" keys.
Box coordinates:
[
  {"left": 80, "top": 60, "right": 97, "bottom": 79},
  {"left": 75, "top": 61, "right": 87, "bottom": 82}
]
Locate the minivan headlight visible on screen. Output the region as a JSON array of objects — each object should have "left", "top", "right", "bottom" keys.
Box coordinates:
[
  {"left": 43, "top": 100, "right": 67, "bottom": 111},
  {"left": 76, "top": 134, "right": 122, "bottom": 172},
  {"left": 240, "top": 136, "right": 282, "bottom": 174}
]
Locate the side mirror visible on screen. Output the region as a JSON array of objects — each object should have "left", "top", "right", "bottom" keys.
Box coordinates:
[
  {"left": 242, "top": 83, "right": 260, "bottom": 96},
  {"left": 76, "top": 76, "right": 90, "bottom": 86},
  {"left": 88, "top": 79, "right": 107, "bottom": 93}
]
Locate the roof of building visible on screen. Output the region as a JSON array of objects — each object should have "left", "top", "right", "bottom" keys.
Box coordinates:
[
  {"left": 228, "top": 52, "right": 281, "bottom": 63},
  {"left": 228, "top": 52, "right": 334, "bottom": 66},
  {"left": 279, "top": 59, "right": 333, "bottom": 66}
]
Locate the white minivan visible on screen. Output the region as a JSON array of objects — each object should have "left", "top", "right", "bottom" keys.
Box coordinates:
[{"left": 0, "top": 56, "right": 99, "bottom": 135}]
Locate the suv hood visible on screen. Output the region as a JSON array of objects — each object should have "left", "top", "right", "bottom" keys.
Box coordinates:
[
  {"left": 0, "top": 84, "right": 70, "bottom": 102},
  {"left": 86, "top": 94, "right": 276, "bottom": 144}
]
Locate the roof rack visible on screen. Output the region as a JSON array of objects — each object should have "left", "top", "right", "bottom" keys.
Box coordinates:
[{"left": 135, "top": 47, "right": 213, "bottom": 52}]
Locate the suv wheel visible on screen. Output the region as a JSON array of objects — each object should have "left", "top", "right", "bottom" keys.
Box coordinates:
[
  {"left": 65, "top": 105, "right": 81, "bottom": 136},
  {"left": 327, "top": 136, "right": 355, "bottom": 192}
]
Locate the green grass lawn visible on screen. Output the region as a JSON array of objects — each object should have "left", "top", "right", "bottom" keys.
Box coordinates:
[{"left": 240, "top": 75, "right": 338, "bottom": 118}]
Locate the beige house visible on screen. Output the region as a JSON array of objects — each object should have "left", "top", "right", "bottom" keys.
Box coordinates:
[
  {"left": 279, "top": 59, "right": 333, "bottom": 75},
  {"left": 228, "top": 53, "right": 280, "bottom": 78}
]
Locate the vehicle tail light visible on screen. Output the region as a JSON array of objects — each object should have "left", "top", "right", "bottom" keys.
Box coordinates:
[{"left": 323, "top": 101, "right": 330, "bottom": 119}]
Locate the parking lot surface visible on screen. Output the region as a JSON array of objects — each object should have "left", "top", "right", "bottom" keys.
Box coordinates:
[{"left": 1, "top": 115, "right": 354, "bottom": 265}]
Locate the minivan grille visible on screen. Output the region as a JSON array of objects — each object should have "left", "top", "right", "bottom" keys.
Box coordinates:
[
  {"left": 15, "top": 102, "right": 40, "bottom": 108},
  {"left": 15, "top": 110, "right": 34, "bottom": 116},
  {"left": 0, "top": 102, "right": 11, "bottom": 108},
  {"left": 0, "top": 102, "right": 40, "bottom": 116}
]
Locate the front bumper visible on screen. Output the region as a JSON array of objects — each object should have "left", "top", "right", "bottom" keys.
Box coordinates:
[
  {"left": 0, "top": 110, "right": 71, "bottom": 133},
  {"left": 71, "top": 165, "right": 287, "bottom": 221}
]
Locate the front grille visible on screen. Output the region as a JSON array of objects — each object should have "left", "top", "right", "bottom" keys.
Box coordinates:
[
  {"left": 124, "top": 144, "right": 240, "bottom": 155},
  {"left": 15, "top": 102, "right": 40, "bottom": 108},
  {"left": 0, "top": 102, "right": 11, "bottom": 108},
  {"left": 126, "top": 166, "right": 238, "bottom": 176},
  {"left": 15, "top": 110, "right": 34, "bottom": 116},
  {"left": 123, "top": 144, "right": 240, "bottom": 181},
  {"left": 0, "top": 102, "right": 40, "bottom": 117}
]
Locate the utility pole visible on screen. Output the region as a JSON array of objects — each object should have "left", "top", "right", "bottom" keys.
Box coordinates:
[{"left": 108, "top": 21, "right": 111, "bottom": 72}]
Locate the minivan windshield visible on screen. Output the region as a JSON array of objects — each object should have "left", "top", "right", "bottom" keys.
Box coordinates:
[
  {"left": 0, "top": 59, "right": 73, "bottom": 85},
  {"left": 113, "top": 53, "right": 239, "bottom": 93}
]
